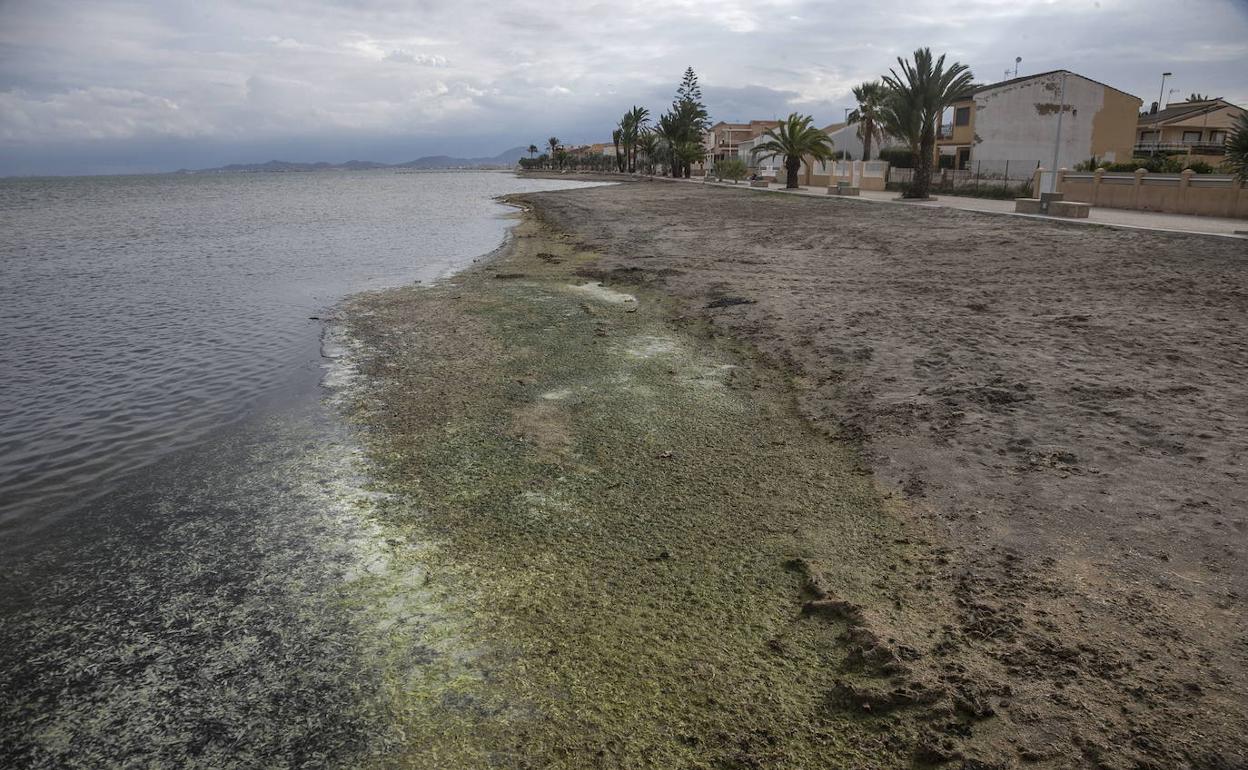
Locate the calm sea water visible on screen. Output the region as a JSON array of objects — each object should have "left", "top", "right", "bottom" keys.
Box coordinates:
[
  {"left": 0, "top": 170, "right": 604, "bottom": 767},
  {"left": 0, "top": 170, "right": 599, "bottom": 541}
]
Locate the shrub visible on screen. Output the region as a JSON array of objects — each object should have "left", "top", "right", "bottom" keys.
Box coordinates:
[
  {"left": 713, "top": 158, "right": 747, "bottom": 183},
  {"left": 1092, "top": 156, "right": 1216, "bottom": 174}
]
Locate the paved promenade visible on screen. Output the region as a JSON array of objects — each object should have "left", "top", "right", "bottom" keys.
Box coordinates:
[{"left": 693, "top": 177, "right": 1247, "bottom": 239}]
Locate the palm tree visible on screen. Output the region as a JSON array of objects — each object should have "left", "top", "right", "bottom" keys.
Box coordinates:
[
  {"left": 528, "top": 144, "right": 538, "bottom": 159},
  {"left": 878, "top": 90, "right": 923, "bottom": 172},
  {"left": 750, "top": 113, "right": 836, "bottom": 189},
  {"left": 847, "top": 81, "right": 887, "bottom": 161},
  {"left": 883, "top": 48, "right": 974, "bottom": 198},
  {"left": 655, "top": 113, "right": 683, "bottom": 177},
  {"left": 674, "top": 141, "right": 706, "bottom": 178},
  {"left": 620, "top": 105, "right": 650, "bottom": 173},
  {"left": 611, "top": 128, "right": 625, "bottom": 173},
  {"left": 1226, "top": 112, "right": 1248, "bottom": 182},
  {"left": 637, "top": 132, "right": 660, "bottom": 175}
]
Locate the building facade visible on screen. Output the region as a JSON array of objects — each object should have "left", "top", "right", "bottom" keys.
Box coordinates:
[
  {"left": 937, "top": 70, "right": 1141, "bottom": 173},
  {"left": 704, "top": 120, "right": 781, "bottom": 165},
  {"left": 1136, "top": 98, "right": 1245, "bottom": 166}
]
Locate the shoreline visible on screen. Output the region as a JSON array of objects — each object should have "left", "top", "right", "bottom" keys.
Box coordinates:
[
  {"left": 340, "top": 181, "right": 1248, "bottom": 766},
  {"left": 337, "top": 202, "right": 954, "bottom": 766}
]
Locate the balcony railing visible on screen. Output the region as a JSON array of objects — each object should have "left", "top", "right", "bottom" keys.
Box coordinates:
[{"left": 1134, "top": 140, "right": 1226, "bottom": 156}]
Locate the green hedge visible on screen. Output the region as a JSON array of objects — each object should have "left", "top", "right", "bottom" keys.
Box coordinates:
[{"left": 1073, "top": 156, "right": 1220, "bottom": 174}]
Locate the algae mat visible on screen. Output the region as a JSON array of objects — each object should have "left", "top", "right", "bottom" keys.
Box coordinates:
[{"left": 340, "top": 212, "right": 931, "bottom": 768}]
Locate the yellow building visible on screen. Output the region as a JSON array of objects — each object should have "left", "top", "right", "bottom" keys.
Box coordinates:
[{"left": 1136, "top": 98, "right": 1245, "bottom": 166}]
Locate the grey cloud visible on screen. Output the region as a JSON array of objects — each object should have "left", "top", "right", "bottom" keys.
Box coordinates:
[{"left": 0, "top": 0, "right": 1245, "bottom": 175}]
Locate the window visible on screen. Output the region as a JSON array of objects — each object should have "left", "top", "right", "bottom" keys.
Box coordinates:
[
  {"left": 1139, "top": 130, "right": 1159, "bottom": 141},
  {"left": 955, "top": 106, "right": 971, "bottom": 126},
  {"left": 1182, "top": 130, "right": 1202, "bottom": 143},
  {"left": 1209, "top": 130, "right": 1227, "bottom": 144}
]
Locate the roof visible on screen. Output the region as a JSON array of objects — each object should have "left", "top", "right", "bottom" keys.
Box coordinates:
[
  {"left": 971, "top": 69, "right": 1141, "bottom": 103},
  {"left": 1138, "top": 98, "right": 1242, "bottom": 126}
]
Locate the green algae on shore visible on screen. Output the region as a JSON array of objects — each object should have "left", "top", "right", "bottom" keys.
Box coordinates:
[{"left": 339, "top": 209, "right": 938, "bottom": 768}]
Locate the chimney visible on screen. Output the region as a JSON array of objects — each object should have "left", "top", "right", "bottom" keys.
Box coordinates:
[{"left": 1149, "top": 101, "right": 1159, "bottom": 114}]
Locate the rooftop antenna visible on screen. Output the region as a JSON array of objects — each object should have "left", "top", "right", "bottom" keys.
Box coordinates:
[{"left": 1014, "top": 57, "right": 1021, "bottom": 77}]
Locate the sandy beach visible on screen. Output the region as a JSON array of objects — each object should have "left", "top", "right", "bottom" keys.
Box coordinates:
[{"left": 343, "top": 178, "right": 1247, "bottom": 767}]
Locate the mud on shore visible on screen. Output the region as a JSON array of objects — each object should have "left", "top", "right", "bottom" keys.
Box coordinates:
[
  {"left": 520, "top": 182, "right": 1248, "bottom": 768},
  {"left": 341, "top": 207, "right": 1025, "bottom": 767}
]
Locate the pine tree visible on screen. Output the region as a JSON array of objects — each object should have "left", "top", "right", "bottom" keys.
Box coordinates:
[{"left": 676, "top": 67, "right": 703, "bottom": 106}]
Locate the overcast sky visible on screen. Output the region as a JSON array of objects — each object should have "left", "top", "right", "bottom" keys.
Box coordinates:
[{"left": 1, "top": 0, "right": 1245, "bottom": 175}]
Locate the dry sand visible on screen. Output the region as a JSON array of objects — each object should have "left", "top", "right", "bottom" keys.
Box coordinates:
[{"left": 522, "top": 179, "right": 1248, "bottom": 767}]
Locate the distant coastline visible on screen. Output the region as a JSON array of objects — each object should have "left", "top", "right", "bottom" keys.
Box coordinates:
[
  {"left": 0, "top": 148, "right": 532, "bottom": 179},
  {"left": 177, "top": 147, "right": 529, "bottom": 175}
]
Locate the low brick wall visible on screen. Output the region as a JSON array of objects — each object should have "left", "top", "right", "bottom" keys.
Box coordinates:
[{"left": 1047, "top": 168, "right": 1248, "bottom": 219}]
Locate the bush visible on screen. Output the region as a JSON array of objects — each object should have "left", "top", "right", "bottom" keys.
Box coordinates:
[
  {"left": 886, "top": 179, "right": 1032, "bottom": 200},
  {"left": 713, "top": 158, "right": 747, "bottom": 183},
  {"left": 1083, "top": 155, "right": 1217, "bottom": 174}
]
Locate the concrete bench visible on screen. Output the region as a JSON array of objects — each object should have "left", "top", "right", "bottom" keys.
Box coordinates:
[
  {"left": 827, "top": 182, "right": 860, "bottom": 196},
  {"left": 1014, "top": 193, "right": 1091, "bottom": 219},
  {"left": 749, "top": 179, "right": 770, "bottom": 188},
  {"left": 1050, "top": 201, "right": 1090, "bottom": 218}
]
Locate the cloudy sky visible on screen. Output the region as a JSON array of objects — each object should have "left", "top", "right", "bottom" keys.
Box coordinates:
[{"left": 1, "top": 0, "right": 1245, "bottom": 175}]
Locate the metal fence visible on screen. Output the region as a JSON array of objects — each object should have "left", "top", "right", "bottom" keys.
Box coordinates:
[{"left": 888, "top": 159, "right": 1041, "bottom": 194}]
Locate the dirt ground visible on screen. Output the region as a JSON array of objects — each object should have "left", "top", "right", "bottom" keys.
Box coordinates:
[{"left": 522, "top": 180, "right": 1248, "bottom": 768}]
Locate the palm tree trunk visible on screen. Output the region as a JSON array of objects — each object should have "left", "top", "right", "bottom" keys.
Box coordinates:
[
  {"left": 785, "top": 155, "right": 801, "bottom": 189},
  {"left": 912, "top": 127, "right": 935, "bottom": 198},
  {"left": 862, "top": 123, "right": 873, "bottom": 163}
]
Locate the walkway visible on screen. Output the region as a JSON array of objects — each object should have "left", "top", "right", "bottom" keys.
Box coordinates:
[{"left": 689, "top": 178, "right": 1247, "bottom": 239}]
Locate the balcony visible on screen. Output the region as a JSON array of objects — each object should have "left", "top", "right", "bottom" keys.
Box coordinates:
[{"left": 1133, "top": 140, "right": 1226, "bottom": 157}]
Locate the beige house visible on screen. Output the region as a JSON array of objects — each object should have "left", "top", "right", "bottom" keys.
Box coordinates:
[
  {"left": 1136, "top": 98, "right": 1244, "bottom": 166},
  {"left": 936, "top": 70, "right": 1141, "bottom": 173},
  {"left": 704, "top": 120, "right": 781, "bottom": 165}
]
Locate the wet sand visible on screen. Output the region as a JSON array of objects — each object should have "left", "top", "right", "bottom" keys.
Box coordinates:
[{"left": 517, "top": 180, "right": 1248, "bottom": 767}]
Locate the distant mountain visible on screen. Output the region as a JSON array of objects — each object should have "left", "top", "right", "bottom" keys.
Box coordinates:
[
  {"left": 184, "top": 147, "right": 529, "bottom": 174},
  {"left": 394, "top": 146, "right": 529, "bottom": 169}
]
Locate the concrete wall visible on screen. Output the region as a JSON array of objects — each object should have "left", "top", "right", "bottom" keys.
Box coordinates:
[
  {"left": 1053, "top": 168, "right": 1248, "bottom": 218},
  {"left": 974, "top": 72, "right": 1141, "bottom": 170}
]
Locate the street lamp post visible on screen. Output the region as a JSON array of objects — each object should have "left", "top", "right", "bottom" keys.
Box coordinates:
[
  {"left": 1157, "top": 71, "right": 1172, "bottom": 110},
  {"left": 1047, "top": 71, "right": 1068, "bottom": 194}
]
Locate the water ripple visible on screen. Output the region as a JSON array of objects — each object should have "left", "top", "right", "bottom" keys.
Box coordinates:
[{"left": 0, "top": 170, "right": 604, "bottom": 544}]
